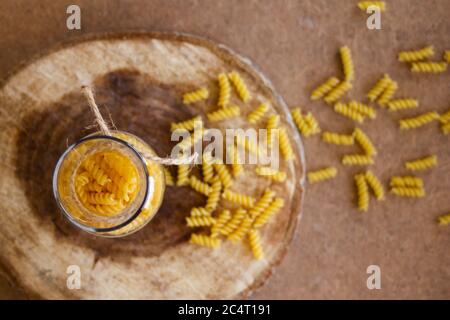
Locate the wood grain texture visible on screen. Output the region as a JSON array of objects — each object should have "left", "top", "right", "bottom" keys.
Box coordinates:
[{"left": 0, "top": 33, "right": 304, "bottom": 299}]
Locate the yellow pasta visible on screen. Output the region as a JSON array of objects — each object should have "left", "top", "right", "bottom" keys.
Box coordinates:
[
  {"left": 439, "top": 108, "right": 450, "bottom": 124},
  {"left": 365, "top": 170, "right": 385, "bottom": 201},
  {"left": 87, "top": 192, "right": 117, "bottom": 206},
  {"left": 236, "top": 135, "right": 260, "bottom": 157},
  {"left": 304, "top": 112, "right": 321, "bottom": 135},
  {"left": 405, "top": 155, "right": 438, "bottom": 171},
  {"left": 291, "top": 108, "right": 310, "bottom": 136},
  {"left": 358, "top": 1, "right": 386, "bottom": 11},
  {"left": 354, "top": 128, "right": 377, "bottom": 156},
  {"left": 183, "top": 88, "right": 209, "bottom": 104},
  {"left": 438, "top": 214, "right": 450, "bottom": 226},
  {"left": 307, "top": 167, "right": 337, "bottom": 184},
  {"left": 190, "top": 206, "right": 211, "bottom": 217},
  {"left": 342, "top": 154, "right": 374, "bottom": 166},
  {"left": 340, "top": 46, "right": 354, "bottom": 82},
  {"left": 248, "top": 102, "right": 269, "bottom": 124},
  {"left": 324, "top": 81, "right": 352, "bottom": 104},
  {"left": 322, "top": 131, "right": 354, "bottom": 145},
  {"left": 202, "top": 152, "right": 214, "bottom": 183},
  {"left": 377, "top": 80, "right": 398, "bottom": 106},
  {"left": 334, "top": 102, "right": 364, "bottom": 123},
  {"left": 217, "top": 73, "right": 231, "bottom": 107},
  {"left": 278, "top": 127, "right": 294, "bottom": 160},
  {"left": 248, "top": 229, "right": 264, "bottom": 260},
  {"left": 266, "top": 114, "right": 280, "bottom": 145},
  {"left": 228, "top": 144, "right": 244, "bottom": 177},
  {"left": 189, "top": 233, "right": 221, "bottom": 248},
  {"left": 170, "top": 116, "right": 203, "bottom": 132},
  {"left": 399, "top": 111, "right": 439, "bottom": 130},
  {"left": 220, "top": 209, "right": 247, "bottom": 236},
  {"left": 249, "top": 189, "right": 276, "bottom": 219},
  {"left": 444, "top": 51, "right": 450, "bottom": 63},
  {"left": 84, "top": 182, "right": 103, "bottom": 193},
  {"left": 206, "top": 105, "right": 240, "bottom": 122},
  {"left": 228, "top": 217, "right": 253, "bottom": 242},
  {"left": 228, "top": 71, "right": 251, "bottom": 102},
  {"left": 82, "top": 157, "right": 111, "bottom": 186},
  {"left": 390, "top": 176, "right": 423, "bottom": 188},
  {"left": 442, "top": 122, "right": 450, "bottom": 135},
  {"left": 222, "top": 189, "right": 256, "bottom": 208},
  {"left": 355, "top": 174, "right": 369, "bottom": 212},
  {"left": 367, "top": 74, "right": 392, "bottom": 102},
  {"left": 205, "top": 178, "right": 222, "bottom": 212},
  {"left": 255, "top": 166, "right": 286, "bottom": 182},
  {"left": 213, "top": 162, "right": 233, "bottom": 189},
  {"left": 176, "top": 164, "right": 189, "bottom": 186},
  {"left": 176, "top": 127, "right": 205, "bottom": 151},
  {"left": 391, "top": 187, "right": 425, "bottom": 198},
  {"left": 311, "top": 77, "right": 340, "bottom": 101},
  {"left": 411, "top": 62, "right": 447, "bottom": 73},
  {"left": 189, "top": 175, "right": 212, "bottom": 196},
  {"left": 398, "top": 45, "right": 434, "bottom": 62},
  {"left": 186, "top": 216, "right": 216, "bottom": 227},
  {"left": 348, "top": 101, "right": 376, "bottom": 119},
  {"left": 253, "top": 197, "right": 284, "bottom": 228},
  {"left": 163, "top": 167, "right": 174, "bottom": 186},
  {"left": 387, "top": 99, "right": 419, "bottom": 111},
  {"left": 211, "top": 210, "right": 232, "bottom": 237}
]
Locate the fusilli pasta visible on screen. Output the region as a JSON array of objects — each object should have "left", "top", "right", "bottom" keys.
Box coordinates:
[
  {"left": 398, "top": 46, "right": 434, "bottom": 62},
  {"left": 189, "top": 233, "right": 221, "bottom": 248},
  {"left": 399, "top": 111, "right": 439, "bottom": 130},
  {"left": 358, "top": 1, "right": 386, "bottom": 11},
  {"left": 411, "top": 62, "right": 447, "bottom": 73},
  {"left": 171, "top": 116, "right": 203, "bottom": 132},
  {"left": 342, "top": 154, "right": 374, "bottom": 166},
  {"left": 354, "top": 128, "right": 377, "bottom": 156},
  {"left": 183, "top": 88, "right": 209, "bottom": 104},
  {"left": 249, "top": 189, "right": 276, "bottom": 219},
  {"left": 355, "top": 174, "right": 369, "bottom": 212},
  {"left": 367, "top": 74, "right": 392, "bottom": 102},
  {"left": 334, "top": 102, "right": 364, "bottom": 123},
  {"left": 438, "top": 214, "right": 450, "bottom": 226},
  {"left": 217, "top": 73, "right": 231, "bottom": 107},
  {"left": 222, "top": 189, "right": 256, "bottom": 208},
  {"left": 248, "top": 102, "right": 269, "bottom": 124},
  {"left": 391, "top": 187, "right": 425, "bottom": 198},
  {"left": 324, "top": 81, "right": 352, "bottom": 104},
  {"left": 307, "top": 167, "right": 337, "bottom": 184},
  {"left": 189, "top": 175, "right": 212, "bottom": 196},
  {"left": 228, "top": 71, "right": 251, "bottom": 102},
  {"left": 387, "top": 99, "right": 419, "bottom": 111},
  {"left": 390, "top": 176, "right": 423, "bottom": 188},
  {"left": 253, "top": 197, "right": 284, "bottom": 228},
  {"left": 176, "top": 164, "right": 189, "bottom": 186},
  {"left": 322, "top": 131, "right": 354, "bottom": 145},
  {"left": 340, "top": 46, "right": 354, "bottom": 82},
  {"left": 255, "top": 166, "right": 287, "bottom": 182},
  {"left": 206, "top": 105, "right": 240, "bottom": 122},
  {"left": 311, "top": 77, "right": 340, "bottom": 101},
  {"left": 365, "top": 170, "right": 385, "bottom": 200},
  {"left": 405, "top": 155, "right": 438, "bottom": 171},
  {"left": 248, "top": 229, "right": 264, "bottom": 259},
  {"left": 186, "top": 216, "right": 216, "bottom": 227}
]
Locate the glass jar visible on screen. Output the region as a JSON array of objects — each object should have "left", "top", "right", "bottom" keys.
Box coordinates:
[{"left": 52, "top": 131, "right": 165, "bottom": 237}]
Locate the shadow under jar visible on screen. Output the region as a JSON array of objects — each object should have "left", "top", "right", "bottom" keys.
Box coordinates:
[{"left": 53, "top": 131, "right": 165, "bottom": 237}]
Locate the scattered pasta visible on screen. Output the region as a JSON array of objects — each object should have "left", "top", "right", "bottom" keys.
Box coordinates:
[
  {"left": 228, "top": 71, "right": 251, "bottom": 102},
  {"left": 405, "top": 155, "right": 438, "bottom": 171},
  {"left": 391, "top": 187, "right": 425, "bottom": 198},
  {"left": 387, "top": 99, "right": 419, "bottom": 111},
  {"left": 291, "top": 108, "right": 320, "bottom": 137},
  {"left": 255, "top": 166, "right": 287, "bottom": 182},
  {"left": 221, "top": 209, "right": 247, "bottom": 236},
  {"left": 358, "top": 1, "right": 386, "bottom": 11},
  {"left": 367, "top": 74, "right": 392, "bottom": 102},
  {"left": 442, "top": 122, "right": 450, "bottom": 134},
  {"left": 189, "top": 233, "right": 221, "bottom": 248},
  {"left": 186, "top": 216, "right": 216, "bottom": 227},
  {"left": 217, "top": 73, "right": 231, "bottom": 107},
  {"left": 340, "top": 46, "right": 354, "bottom": 82},
  {"left": 348, "top": 101, "right": 376, "bottom": 119},
  {"left": 222, "top": 189, "right": 256, "bottom": 208},
  {"left": 228, "top": 217, "right": 253, "bottom": 242},
  {"left": 377, "top": 80, "right": 398, "bottom": 106},
  {"left": 202, "top": 152, "right": 214, "bottom": 183},
  {"left": 248, "top": 229, "right": 264, "bottom": 259},
  {"left": 324, "top": 81, "right": 352, "bottom": 104},
  {"left": 249, "top": 189, "right": 276, "bottom": 219},
  {"left": 342, "top": 154, "right": 374, "bottom": 166},
  {"left": 354, "top": 128, "right": 377, "bottom": 156},
  {"left": 183, "top": 88, "right": 209, "bottom": 104},
  {"left": 189, "top": 175, "right": 212, "bottom": 196},
  {"left": 205, "top": 178, "right": 222, "bottom": 212},
  {"left": 211, "top": 210, "right": 232, "bottom": 237},
  {"left": 206, "top": 105, "right": 240, "bottom": 122},
  {"left": 438, "top": 214, "right": 450, "bottom": 226},
  {"left": 278, "top": 127, "right": 295, "bottom": 160},
  {"left": 171, "top": 115, "right": 202, "bottom": 132},
  {"left": 307, "top": 167, "right": 338, "bottom": 183},
  {"left": 444, "top": 51, "right": 450, "bottom": 63},
  {"left": 176, "top": 164, "right": 189, "bottom": 186},
  {"left": 190, "top": 207, "right": 211, "bottom": 217},
  {"left": 355, "top": 174, "right": 369, "bottom": 212},
  {"left": 213, "top": 162, "right": 233, "bottom": 189},
  {"left": 163, "top": 167, "right": 174, "bottom": 186},
  {"left": 365, "top": 170, "right": 385, "bottom": 200},
  {"left": 334, "top": 102, "right": 364, "bottom": 123},
  {"left": 311, "top": 77, "right": 340, "bottom": 100},
  {"left": 390, "top": 176, "right": 423, "bottom": 188},
  {"left": 253, "top": 197, "right": 285, "bottom": 228},
  {"left": 322, "top": 131, "right": 354, "bottom": 145},
  {"left": 411, "top": 62, "right": 447, "bottom": 73},
  {"left": 399, "top": 111, "right": 439, "bottom": 130},
  {"left": 398, "top": 46, "right": 434, "bottom": 62},
  {"left": 248, "top": 102, "right": 269, "bottom": 124}
]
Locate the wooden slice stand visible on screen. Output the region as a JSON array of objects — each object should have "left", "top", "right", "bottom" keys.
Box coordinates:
[{"left": 0, "top": 32, "right": 305, "bottom": 299}]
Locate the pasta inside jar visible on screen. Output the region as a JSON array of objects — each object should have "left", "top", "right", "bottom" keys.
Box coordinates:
[{"left": 53, "top": 131, "right": 165, "bottom": 237}]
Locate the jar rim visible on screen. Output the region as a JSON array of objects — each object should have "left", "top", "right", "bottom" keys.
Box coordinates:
[{"left": 52, "top": 133, "right": 151, "bottom": 234}]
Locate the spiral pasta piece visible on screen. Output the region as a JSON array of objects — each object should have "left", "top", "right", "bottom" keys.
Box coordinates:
[
  {"left": 176, "top": 164, "right": 189, "bottom": 186},
  {"left": 186, "top": 216, "right": 216, "bottom": 227},
  {"left": 222, "top": 189, "right": 256, "bottom": 208},
  {"left": 307, "top": 167, "right": 337, "bottom": 184},
  {"left": 322, "top": 131, "right": 354, "bottom": 145},
  {"left": 442, "top": 122, "right": 450, "bottom": 135},
  {"left": 228, "top": 216, "right": 253, "bottom": 242},
  {"left": 411, "top": 62, "right": 447, "bottom": 73},
  {"left": 189, "top": 175, "right": 212, "bottom": 196},
  {"left": 405, "top": 155, "right": 437, "bottom": 171},
  {"left": 221, "top": 209, "right": 247, "bottom": 236},
  {"left": 391, "top": 187, "right": 425, "bottom": 198},
  {"left": 324, "top": 81, "right": 352, "bottom": 104},
  {"left": 248, "top": 229, "right": 264, "bottom": 260},
  {"left": 390, "top": 176, "right": 423, "bottom": 188},
  {"left": 205, "top": 178, "right": 222, "bottom": 212},
  {"left": 348, "top": 101, "right": 376, "bottom": 119},
  {"left": 387, "top": 99, "right": 419, "bottom": 111},
  {"left": 228, "top": 71, "right": 251, "bottom": 102},
  {"left": 82, "top": 157, "right": 111, "bottom": 186},
  {"left": 217, "top": 73, "right": 231, "bottom": 107},
  {"left": 213, "top": 162, "right": 233, "bottom": 189},
  {"left": 398, "top": 46, "right": 434, "bottom": 62},
  {"left": 355, "top": 174, "right": 369, "bottom": 212},
  {"left": 445, "top": 51, "right": 450, "bottom": 63},
  {"left": 311, "top": 77, "right": 340, "bottom": 101},
  {"left": 176, "top": 127, "right": 205, "bottom": 151},
  {"left": 354, "top": 128, "right": 377, "bottom": 156},
  {"left": 202, "top": 152, "right": 214, "bottom": 183},
  {"left": 358, "top": 1, "right": 386, "bottom": 11},
  {"left": 334, "top": 102, "right": 364, "bottom": 123},
  {"left": 84, "top": 182, "right": 103, "bottom": 193},
  {"left": 439, "top": 108, "right": 450, "bottom": 124},
  {"left": 171, "top": 116, "right": 203, "bottom": 132},
  {"left": 266, "top": 114, "right": 280, "bottom": 145},
  {"left": 190, "top": 207, "right": 211, "bottom": 217},
  {"left": 342, "top": 154, "right": 374, "bottom": 166},
  {"left": 87, "top": 192, "right": 117, "bottom": 206},
  {"left": 438, "top": 214, "right": 450, "bottom": 226},
  {"left": 253, "top": 197, "right": 284, "bottom": 228},
  {"left": 255, "top": 166, "right": 286, "bottom": 182},
  {"left": 377, "top": 80, "right": 398, "bottom": 106},
  {"left": 365, "top": 170, "right": 384, "bottom": 200},
  {"left": 249, "top": 189, "right": 276, "bottom": 219},
  {"left": 206, "top": 105, "right": 240, "bottom": 122},
  {"left": 189, "top": 233, "right": 221, "bottom": 248},
  {"left": 163, "top": 167, "right": 174, "bottom": 186},
  {"left": 248, "top": 102, "right": 269, "bottom": 124},
  {"left": 291, "top": 108, "right": 310, "bottom": 136},
  {"left": 304, "top": 112, "right": 321, "bottom": 135},
  {"left": 279, "top": 127, "right": 294, "bottom": 160},
  {"left": 340, "top": 46, "right": 354, "bottom": 82},
  {"left": 183, "top": 88, "right": 209, "bottom": 104},
  {"left": 228, "top": 144, "right": 243, "bottom": 177},
  {"left": 399, "top": 112, "right": 439, "bottom": 130},
  {"left": 211, "top": 210, "right": 232, "bottom": 237},
  {"left": 367, "top": 74, "right": 392, "bottom": 102},
  {"left": 236, "top": 135, "right": 260, "bottom": 157}
]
